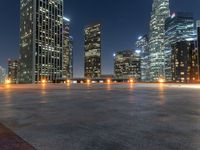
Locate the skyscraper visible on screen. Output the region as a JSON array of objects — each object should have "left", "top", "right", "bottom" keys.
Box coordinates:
[
  {"left": 136, "top": 35, "right": 150, "bottom": 82},
  {"left": 171, "top": 40, "right": 198, "bottom": 83},
  {"left": 0, "top": 66, "right": 6, "bottom": 84},
  {"left": 19, "top": 0, "right": 64, "bottom": 83},
  {"left": 63, "top": 17, "right": 73, "bottom": 79},
  {"left": 149, "top": 0, "right": 170, "bottom": 81},
  {"left": 8, "top": 59, "right": 19, "bottom": 84},
  {"left": 84, "top": 24, "right": 101, "bottom": 79},
  {"left": 114, "top": 50, "right": 141, "bottom": 80},
  {"left": 197, "top": 20, "right": 200, "bottom": 80},
  {"left": 164, "top": 12, "right": 195, "bottom": 81}
]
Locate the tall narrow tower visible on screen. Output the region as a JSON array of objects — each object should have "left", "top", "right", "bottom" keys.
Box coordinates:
[
  {"left": 84, "top": 24, "right": 101, "bottom": 79},
  {"left": 63, "top": 17, "right": 73, "bottom": 79},
  {"left": 149, "top": 0, "right": 170, "bottom": 81}
]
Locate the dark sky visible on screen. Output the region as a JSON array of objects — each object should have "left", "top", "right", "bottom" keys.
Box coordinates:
[{"left": 0, "top": 0, "right": 200, "bottom": 77}]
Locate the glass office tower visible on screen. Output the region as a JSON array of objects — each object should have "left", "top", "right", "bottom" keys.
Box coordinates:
[
  {"left": 171, "top": 41, "right": 198, "bottom": 83},
  {"left": 164, "top": 12, "right": 195, "bottom": 81},
  {"left": 114, "top": 50, "right": 141, "bottom": 80},
  {"left": 0, "top": 66, "right": 6, "bottom": 84},
  {"left": 84, "top": 24, "right": 101, "bottom": 79},
  {"left": 8, "top": 59, "right": 19, "bottom": 84},
  {"left": 20, "top": 0, "right": 64, "bottom": 83},
  {"left": 136, "top": 35, "right": 150, "bottom": 82},
  {"left": 197, "top": 20, "right": 200, "bottom": 80},
  {"left": 63, "top": 17, "right": 73, "bottom": 79},
  {"left": 149, "top": 0, "right": 170, "bottom": 81}
]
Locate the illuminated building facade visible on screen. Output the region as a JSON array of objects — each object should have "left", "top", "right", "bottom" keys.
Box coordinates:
[
  {"left": 19, "top": 0, "right": 63, "bottom": 83},
  {"left": 197, "top": 20, "right": 200, "bottom": 80},
  {"left": 171, "top": 41, "right": 198, "bottom": 83},
  {"left": 114, "top": 50, "right": 141, "bottom": 80},
  {"left": 149, "top": 0, "right": 170, "bottom": 81},
  {"left": 84, "top": 24, "right": 101, "bottom": 79},
  {"left": 8, "top": 59, "right": 19, "bottom": 84},
  {"left": 164, "top": 12, "right": 195, "bottom": 81},
  {"left": 63, "top": 17, "right": 73, "bottom": 79},
  {"left": 0, "top": 66, "right": 6, "bottom": 84},
  {"left": 136, "top": 35, "right": 150, "bottom": 82}
]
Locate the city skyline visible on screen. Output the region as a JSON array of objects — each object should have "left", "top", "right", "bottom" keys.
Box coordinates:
[{"left": 1, "top": 0, "right": 200, "bottom": 77}]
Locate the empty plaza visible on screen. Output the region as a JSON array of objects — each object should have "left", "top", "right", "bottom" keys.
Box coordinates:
[{"left": 0, "top": 83, "right": 200, "bottom": 150}]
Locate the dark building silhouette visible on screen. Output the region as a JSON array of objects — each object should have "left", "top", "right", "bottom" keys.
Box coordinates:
[{"left": 171, "top": 41, "right": 198, "bottom": 83}]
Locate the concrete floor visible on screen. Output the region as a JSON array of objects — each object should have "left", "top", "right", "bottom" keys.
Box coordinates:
[{"left": 0, "top": 83, "right": 200, "bottom": 150}]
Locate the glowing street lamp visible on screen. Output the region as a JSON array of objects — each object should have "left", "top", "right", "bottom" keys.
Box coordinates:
[
  {"left": 41, "top": 79, "right": 47, "bottom": 84},
  {"left": 129, "top": 79, "right": 134, "bottom": 83},
  {"left": 158, "top": 78, "right": 165, "bottom": 83},
  {"left": 107, "top": 79, "right": 111, "bottom": 84},
  {"left": 66, "top": 80, "right": 71, "bottom": 84},
  {"left": 5, "top": 78, "right": 11, "bottom": 84},
  {"left": 86, "top": 79, "right": 91, "bottom": 84}
]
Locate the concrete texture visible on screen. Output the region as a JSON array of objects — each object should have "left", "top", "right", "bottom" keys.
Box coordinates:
[
  {"left": 0, "top": 83, "right": 200, "bottom": 150},
  {"left": 0, "top": 123, "right": 36, "bottom": 150}
]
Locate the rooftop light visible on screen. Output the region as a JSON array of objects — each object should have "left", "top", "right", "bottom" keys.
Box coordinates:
[{"left": 63, "top": 17, "right": 70, "bottom": 22}]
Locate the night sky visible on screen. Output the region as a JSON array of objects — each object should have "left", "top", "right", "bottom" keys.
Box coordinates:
[{"left": 0, "top": 0, "right": 200, "bottom": 77}]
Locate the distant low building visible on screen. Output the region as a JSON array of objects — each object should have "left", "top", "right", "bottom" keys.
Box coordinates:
[
  {"left": 0, "top": 66, "right": 6, "bottom": 84},
  {"left": 114, "top": 50, "right": 141, "bottom": 80},
  {"left": 8, "top": 59, "right": 19, "bottom": 84},
  {"left": 171, "top": 40, "right": 198, "bottom": 83}
]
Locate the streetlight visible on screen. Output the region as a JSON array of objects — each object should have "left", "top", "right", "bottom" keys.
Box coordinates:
[
  {"left": 41, "top": 79, "right": 47, "bottom": 84},
  {"left": 107, "top": 79, "right": 111, "bottom": 84},
  {"left": 129, "top": 78, "right": 134, "bottom": 83},
  {"left": 86, "top": 79, "right": 91, "bottom": 84},
  {"left": 5, "top": 78, "right": 11, "bottom": 84},
  {"left": 158, "top": 78, "right": 165, "bottom": 83}
]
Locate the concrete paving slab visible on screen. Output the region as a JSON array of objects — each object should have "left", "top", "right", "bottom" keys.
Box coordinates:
[{"left": 0, "top": 83, "right": 200, "bottom": 150}]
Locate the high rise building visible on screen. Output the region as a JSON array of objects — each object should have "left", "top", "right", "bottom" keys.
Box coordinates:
[
  {"left": 149, "top": 0, "right": 170, "bottom": 81},
  {"left": 114, "top": 50, "right": 141, "bottom": 80},
  {"left": 171, "top": 40, "right": 198, "bottom": 83},
  {"left": 8, "top": 59, "right": 19, "bottom": 84},
  {"left": 197, "top": 20, "right": 200, "bottom": 80},
  {"left": 19, "top": 0, "right": 64, "bottom": 83},
  {"left": 0, "top": 66, "right": 6, "bottom": 84},
  {"left": 136, "top": 35, "right": 150, "bottom": 82},
  {"left": 63, "top": 17, "right": 73, "bottom": 79},
  {"left": 164, "top": 12, "right": 195, "bottom": 81},
  {"left": 84, "top": 24, "right": 101, "bottom": 79}
]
